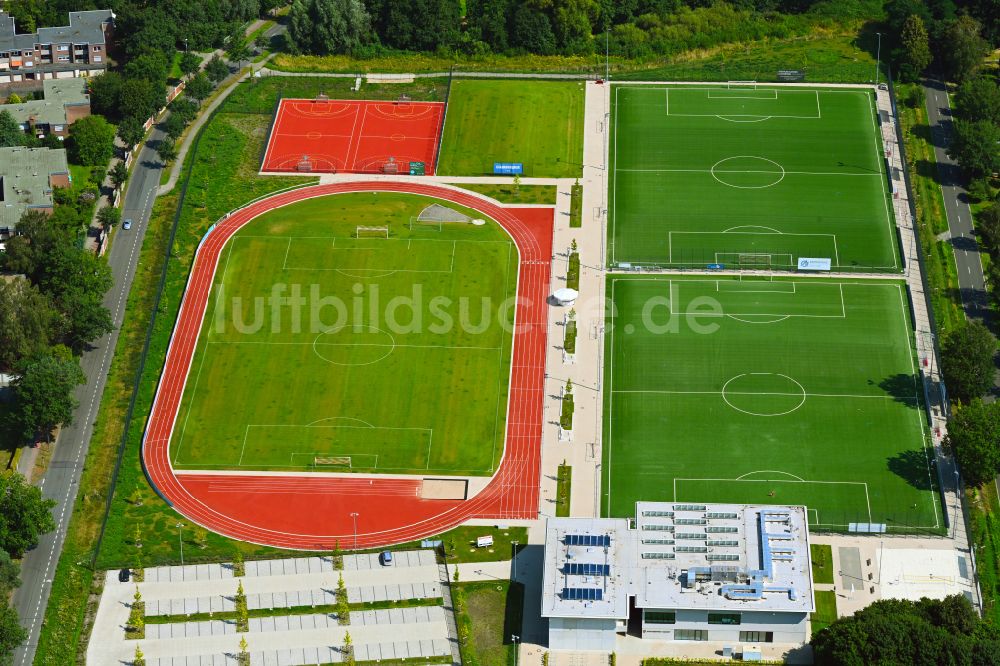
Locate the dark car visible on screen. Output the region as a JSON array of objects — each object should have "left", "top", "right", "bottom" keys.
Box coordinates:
[
  {"left": 380, "top": 551, "right": 393, "bottom": 566},
  {"left": 118, "top": 568, "right": 131, "bottom": 582}
]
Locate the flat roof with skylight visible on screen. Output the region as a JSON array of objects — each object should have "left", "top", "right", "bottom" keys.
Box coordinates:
[{"left": 541, "top": 503, "right": 814, "bottom": 622}]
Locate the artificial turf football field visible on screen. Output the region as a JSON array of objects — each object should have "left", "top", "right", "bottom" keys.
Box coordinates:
[
  {"left": 602, "top": 275, "right": 943, "bottom": 532},
  {"left": 609, "top": 85, "right": 899, "bottom": 271},
  {"left": 169, "top": 192, "right": 517, "bottom": 475}
]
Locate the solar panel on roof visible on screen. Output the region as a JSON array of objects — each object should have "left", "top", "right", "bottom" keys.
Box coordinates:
[
  {"left": 563, "top": 587, "right": 604, "bottom": 601},
  {"left": 565, "top": 563, "right": 610, "bottom": 576},
  {"left": 565, "top": 534, "right": 610, "bottom": 547}
]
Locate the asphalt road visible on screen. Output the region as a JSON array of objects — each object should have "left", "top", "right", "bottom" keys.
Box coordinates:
[
  {"left": 922, "top": 78, "right": 991, "bottom": 322},
  {"left": 11, "top": 127, "right": 166, "bottom": 666}
]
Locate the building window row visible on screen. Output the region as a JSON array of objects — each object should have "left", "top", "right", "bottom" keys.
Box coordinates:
[
  {"left": 740, "top": 631, "right": 774, "bottom": 643},
  {"left": 674, "top": 629, "right": 707, "bottom": 641},
  {"left": 644, "top": 611, "right": 675, "bottom": 625},
  {"left": 707, "top": 612, "right": 741, "bottom": 625}
]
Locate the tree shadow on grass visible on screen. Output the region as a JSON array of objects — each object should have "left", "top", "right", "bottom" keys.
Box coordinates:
[
  {"left": 887, "top": 448, "right": 935, "bottom": 491},
  {"left": 877, "top": 373, "right": 921, "bottom": 406}
]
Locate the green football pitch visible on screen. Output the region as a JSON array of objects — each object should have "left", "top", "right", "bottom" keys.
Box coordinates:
[
  {"left": 602, "top": 275, "right": 943, "bottom": 532},
  {"left": 438, "top": 80, "right": 585, "bottom": 177},
  {"left": 169, "top": 192, "right": 517, "bottom": 475},
  {"left": 609, "top": 85, "right": 899, "bottom": 271}
]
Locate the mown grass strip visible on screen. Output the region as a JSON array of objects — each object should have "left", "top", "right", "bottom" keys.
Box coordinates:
[
  {"left": 456, "top": 183, "right": 557, "bottom": 205},
  {"left": 146, "top": 596, "right": 442, "bottom": 625},
  {"left": 556, "top": 464, "right": 572, "bottom": 517},
  {"left": 569, "top": 181, "right": 582, "bottom": 228}
]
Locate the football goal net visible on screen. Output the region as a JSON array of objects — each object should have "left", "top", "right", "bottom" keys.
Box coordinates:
[
  {"left": 727, "top": 80, "right": 758, "bottom": 89},
  {"left": 313, "top": 456, "right": 351, "bottom": 469},
  {"left": 356, "top": 225, "right": 389, "bottom": 238},
  {"left": 296, "top": 155, "right": 314, "bottom": 172}
]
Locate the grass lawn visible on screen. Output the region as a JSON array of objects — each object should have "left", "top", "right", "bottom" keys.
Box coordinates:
[
  {"left": 454, "top": 581, "right": 523, "bottom": 666},
  {"left": 609, "top": 85, "right": 898, "bottom": 272},
  {"left": 811, "top": 543, "right": 834, "bottom": 585},
  {"left": 618, "top": 34, "right": 879, "bottom": 84},
  {"left": 438, "top": 80, "right": 584, "bottom": 178},
  {"left": 602, "top": 276, "right": 941, "bottom": 533},
  {"left": 563, "top": 318, "right": 577, "bottom": 355},
  {"left": 811, "top": 590, "right": 838, "bottom": 634},
  {"left": 268, "top": 33, "right": 878, "bottom": 85},
  {"left": 170, "top": 192, "right": 516, "bottom": 475},
  {"left": 567, "top": 251, "right": 580, "bottom": 291},
  {"left": 556, "top": 463, "right": 572, "bottom": 517},
  {"left": 969, "top": 483, "right": 1000, "bottom": 624},
  {"left": 896, "top": 83, "right": 964, "bottom": 337},
  {"left": 569, "top": 180, "right": 582, "bottom": 228},
  {"left": 457, "top": 183, "right": 557, "bottom": 205},
  {"left": 224, "top": 75, "right": 449, "bottom": 115},
  {"left": 442, "top": 526, "right": 527, "bottom": 564}
]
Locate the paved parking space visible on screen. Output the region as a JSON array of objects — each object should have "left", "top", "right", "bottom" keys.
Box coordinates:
[{"left": 87, "top": 550, "right": 455, "bottom": 665}]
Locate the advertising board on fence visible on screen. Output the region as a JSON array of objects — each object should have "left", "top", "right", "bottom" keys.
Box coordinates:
[{"left": 493, "top": 162, "right": 524, "bottom": 175}]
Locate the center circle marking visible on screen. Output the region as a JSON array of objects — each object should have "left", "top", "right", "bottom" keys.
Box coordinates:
[
  {"left": 721, "top": 373, "right": 805, "bottom": 416},
  {"left": 711, "top": 156, "right": 786, "bottom": 189},
  {"left": 312, "top": 325, "right": 395, "bottom": 366}
]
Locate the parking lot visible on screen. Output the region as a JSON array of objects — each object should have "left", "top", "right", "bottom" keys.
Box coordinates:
[{"left": 87, "top": 550, "right": 457, "bottom": 665}]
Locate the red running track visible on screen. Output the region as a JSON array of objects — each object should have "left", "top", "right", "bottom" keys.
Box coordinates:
[
  {"left": 261, "top": 99, "right": 445, "bottom": 175},
  {"left": 142, "top": 182, "right": 552, "bottom": 550}
]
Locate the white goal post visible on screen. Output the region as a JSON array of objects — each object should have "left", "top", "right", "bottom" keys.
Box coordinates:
[
  {"left": 727, "top": 80, "right": 758, "bottom": 89},
  {"left": 356, "top": 225, "right": 389, "bottom": 238},
  {"left": 408, "top": 216, "right": 442, "bottom": 231}
]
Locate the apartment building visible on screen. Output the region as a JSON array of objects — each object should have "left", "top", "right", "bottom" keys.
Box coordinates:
[
  {"left": 3, "top": 78, "right": 90, "bottom": 138},
  {"left": 0, "top": 9, "right": 114, "bottom": 86}
]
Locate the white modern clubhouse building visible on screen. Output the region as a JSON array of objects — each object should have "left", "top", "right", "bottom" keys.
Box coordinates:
[{"left": 541, "top": 503, "right": 814, "bottom": 651}]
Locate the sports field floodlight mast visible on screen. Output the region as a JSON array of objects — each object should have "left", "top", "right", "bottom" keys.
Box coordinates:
[
  {"left": 350, "top": 512, "right": 359, "bottom": 550},
  {"left": 176, "top": 523, "right": 184, "bottom": 566},
  {"left": 874, "top": 32, "right": 882, "bottom": 84}
]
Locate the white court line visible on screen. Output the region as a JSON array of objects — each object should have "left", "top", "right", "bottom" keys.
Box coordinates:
[
  {"left": 673, "top": 478, "right": 872, "bottom": 525},
  {"left": 867, "top": 90, "right": 899, "bottom": 271},
  {"left": 613, "top": 389, "right": 916, "bottom": 400},
  {"left": 617, "top": 168, "right": 882, "bottom": 177},
  {"left": 208, "top": 340, "right": 501, "bottom": 350}
]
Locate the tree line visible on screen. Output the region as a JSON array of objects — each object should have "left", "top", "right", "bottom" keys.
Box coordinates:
[{"left": 812, "top": 595, "right": 1000, "bottom": 665}]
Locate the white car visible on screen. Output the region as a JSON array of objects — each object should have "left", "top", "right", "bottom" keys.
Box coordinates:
[{"left": 123, "top": 218, "right": 133, "bottom": 230}]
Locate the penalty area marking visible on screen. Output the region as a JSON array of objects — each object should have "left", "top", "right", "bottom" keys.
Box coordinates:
[{"left": 673, "top": 476, "right": 873, "bottom": 525}]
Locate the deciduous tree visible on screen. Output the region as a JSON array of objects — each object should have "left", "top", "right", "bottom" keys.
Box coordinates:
[
  {"left": 0, "top": 472, "right": 56, "bottom": 556},
  {"left": 0, "top": 279, "right": 57, "bottom": 372},
  {"left": 896, "top": 14, "right": 931, "bottom": 82},
  {"left": 948, "top": 118, "right": 1000, "bottom": 178},
  {"left": 941, "top": 321, "right": 998, "bottom": 403},
  {"left": 110, "top": 161, "right": 129, "bottom": 190},
  {"left": 67, "top": 115, "right": 117, "bottom": 166},
  {"left": 179, "top": 51, "right": 202, "bottom": 77},
  {"left": 939, "top": 15, "right": 989, "bottom": 83},
  {"left": 185, "top": 72, "right": 213, "bottom": 102},
  {"left": 205, "top": 55, "right": 230, "bottom": 83},
  {"left": 0, "top": 603, "right": 27, "bottom": 664},
  {"left": 954, "top": 76, "right": 1000, "bottom": 125},
  {"left": 287, "top": 0, "right": 372, "bottom": 55},
  {"left": 0, "top": 110, "right": 25, "bottom": 148},
  {"left": 947, "top": 400, "right": 1000, "bottom": 486},
  {"left": 12, "top": 353, "right": 86, "bottom": 443}
]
